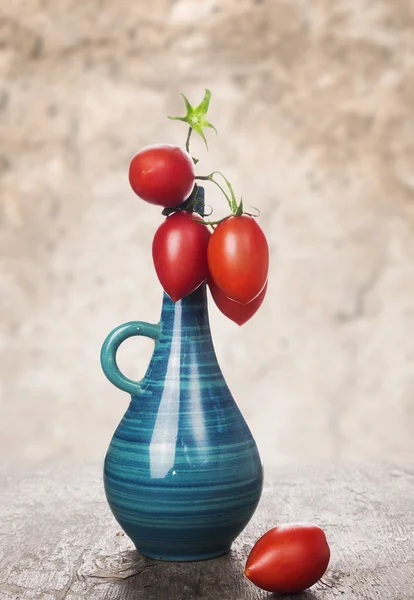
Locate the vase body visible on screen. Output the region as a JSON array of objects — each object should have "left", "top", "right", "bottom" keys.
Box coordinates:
[{"left": 101, "top": 284, "right": 263, "bottom": 561}]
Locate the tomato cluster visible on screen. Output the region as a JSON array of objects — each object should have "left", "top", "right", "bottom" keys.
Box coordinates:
[
  {"left": 149, "top": 205, "right": 268, "bottom": 322},
  {"left": 129, "top": 130, "right": 268, "bottom": 325}
]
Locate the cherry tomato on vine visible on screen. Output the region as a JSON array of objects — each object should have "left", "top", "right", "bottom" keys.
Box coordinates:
[
  {"left": 152, "top": 211, "right": 210, "bottom": 302},
  {"left": 245, "top": 523, "right": 331, "bottom": 594},
  {"left": 129, "top": 144, "right": 195, "bottom": 207},
  {"left": 207, "top": 215, "right": 269, "bottom": 305},
  {"left": 209, "top": 278, "right": 267, "bottom": 325}
]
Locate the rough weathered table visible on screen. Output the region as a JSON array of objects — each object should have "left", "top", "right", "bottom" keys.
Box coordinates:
[{"left": 1, "top": 464, "right": 413, "bottom": 599}]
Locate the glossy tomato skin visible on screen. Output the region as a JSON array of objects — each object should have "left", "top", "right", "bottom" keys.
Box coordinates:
[
  {"left": 209, "top": 278, "right": 267, "bottom": 326},
  {"left": 129, "top": 144, "right": 195, "bottom": 207},
  {"left": 207, "top": 216, "right": 269, "bottom": 305},
  {"left": 245, "top": 523, "right": 330, "bottom": 594},
  {"left": 152, "top": 211, "right": 210, "bottom": 302}
]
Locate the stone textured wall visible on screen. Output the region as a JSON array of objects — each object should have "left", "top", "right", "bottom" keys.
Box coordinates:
[{"left": 1, "top": 0, "right": 413, "bottom": 466}]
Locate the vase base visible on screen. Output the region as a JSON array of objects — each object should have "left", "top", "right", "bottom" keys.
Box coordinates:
[{"left": 136, "top": 547, "right": 230, "bottom": 562}]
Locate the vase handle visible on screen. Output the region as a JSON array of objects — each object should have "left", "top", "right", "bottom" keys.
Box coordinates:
[{"left": 100, "top": 321, "right": 160, "bottom": 396}]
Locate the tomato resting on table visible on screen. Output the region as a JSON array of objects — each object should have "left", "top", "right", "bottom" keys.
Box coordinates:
[
  {"left": 207, "top": 215, "right": 269, "bottom": 305},
  {"left": 208, "top": 278, "right": 267, "bottom": 325},
  {"left": 129, "top": 144, "right": 195, "bottom": 207},
  {"left": 152, "top": 211, "right": 211, "bottom": 302},
  {"left": 245, "top": 523, "right": 331, "bottom": 594}
]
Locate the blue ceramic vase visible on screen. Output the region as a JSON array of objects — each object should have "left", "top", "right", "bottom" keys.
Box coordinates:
[{"left": 100, "top": 192, "right": 263, "bottom": 561}]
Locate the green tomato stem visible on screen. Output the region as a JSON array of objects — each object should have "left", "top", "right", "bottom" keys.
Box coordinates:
[
  {"left": 211, "top": 171, "right": 238, "bottom": 213},
  {"left": 193, "top": 215, "right": 230, "bottom": 228},
  {"left": 195, "top": 171, "right": 252, "bottom": 225},
  {"left": 211, "top": 178, "right": 233, "bottom": 211},
  {"left": 196, "top": 173, "right": 233, "bottom": 211},
  {"left": 185, "top": 127, "right": 192, "bottom": 154}
]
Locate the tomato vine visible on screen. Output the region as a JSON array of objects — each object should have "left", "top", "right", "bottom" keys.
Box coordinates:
[{"left": 166, "top": 89, "right": 260, "bottom": 229}]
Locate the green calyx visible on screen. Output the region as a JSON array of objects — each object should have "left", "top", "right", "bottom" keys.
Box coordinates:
[
  {"left": 235, "top": 199, "right": 244, "bottom": 217},
  {"left": 168, "top": 89, "right": 217, "bottom": 149}
]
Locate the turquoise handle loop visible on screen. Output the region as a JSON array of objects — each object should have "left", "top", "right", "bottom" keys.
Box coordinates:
[{"left": 100, "top": 321, "right": 160, "bottom": 396}]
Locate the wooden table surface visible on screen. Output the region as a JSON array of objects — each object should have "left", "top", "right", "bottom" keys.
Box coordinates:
[{"left": 1, "top": 464, "right": 413, "bottom": 599}]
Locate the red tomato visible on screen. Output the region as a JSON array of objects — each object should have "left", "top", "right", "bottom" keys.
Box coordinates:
[
  {"left": 207, "top": 216, "right": 269, "bottom": 305},
  {"left": 129, "top": 144, "right": 195, "bottom": 207},
  {"left": 245, "top": 523, "right": 330, "bottom": 594},
  {"left": 209, "top": 278, "right": 267, "bottom": 325},
  {"left": 152, "top": 211, "right": 210, "bottom": 302}
]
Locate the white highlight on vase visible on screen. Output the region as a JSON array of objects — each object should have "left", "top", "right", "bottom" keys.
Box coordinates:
[
  {"left": 189, "top": 352, "right": 206, "bottom": 445},
  {"left": 150, "top": 301, "right": 182, "bottom": 478}
]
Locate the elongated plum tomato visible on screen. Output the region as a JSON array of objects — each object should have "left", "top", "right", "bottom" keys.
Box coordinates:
[
  {"left": 208, "top": 215, "right": 269, "bottom": 305},
  {"left": 209, "top": 278, "right": 267, "bottom": 325},
  {"left": 129, "top": 144, "right": 195, "bottom": 207},
  {"left": 245, "top": 523, "right": 330, "bottom": 594},
  {"left": 152, "top": 211, "right": 210, "bottom": 302}
]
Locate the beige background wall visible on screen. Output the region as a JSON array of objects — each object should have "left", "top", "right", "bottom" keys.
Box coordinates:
[{"left": 1, "top": 0, "right": 413, "bottom": 467}]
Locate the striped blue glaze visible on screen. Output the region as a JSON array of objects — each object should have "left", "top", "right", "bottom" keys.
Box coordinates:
[{"left": 100, "top": 191, "right": 263, "bottom": 561}]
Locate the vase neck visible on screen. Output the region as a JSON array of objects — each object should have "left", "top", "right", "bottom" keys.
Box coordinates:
[{"left": 159, "top": 284, "right": 210, "bottom": 339}]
